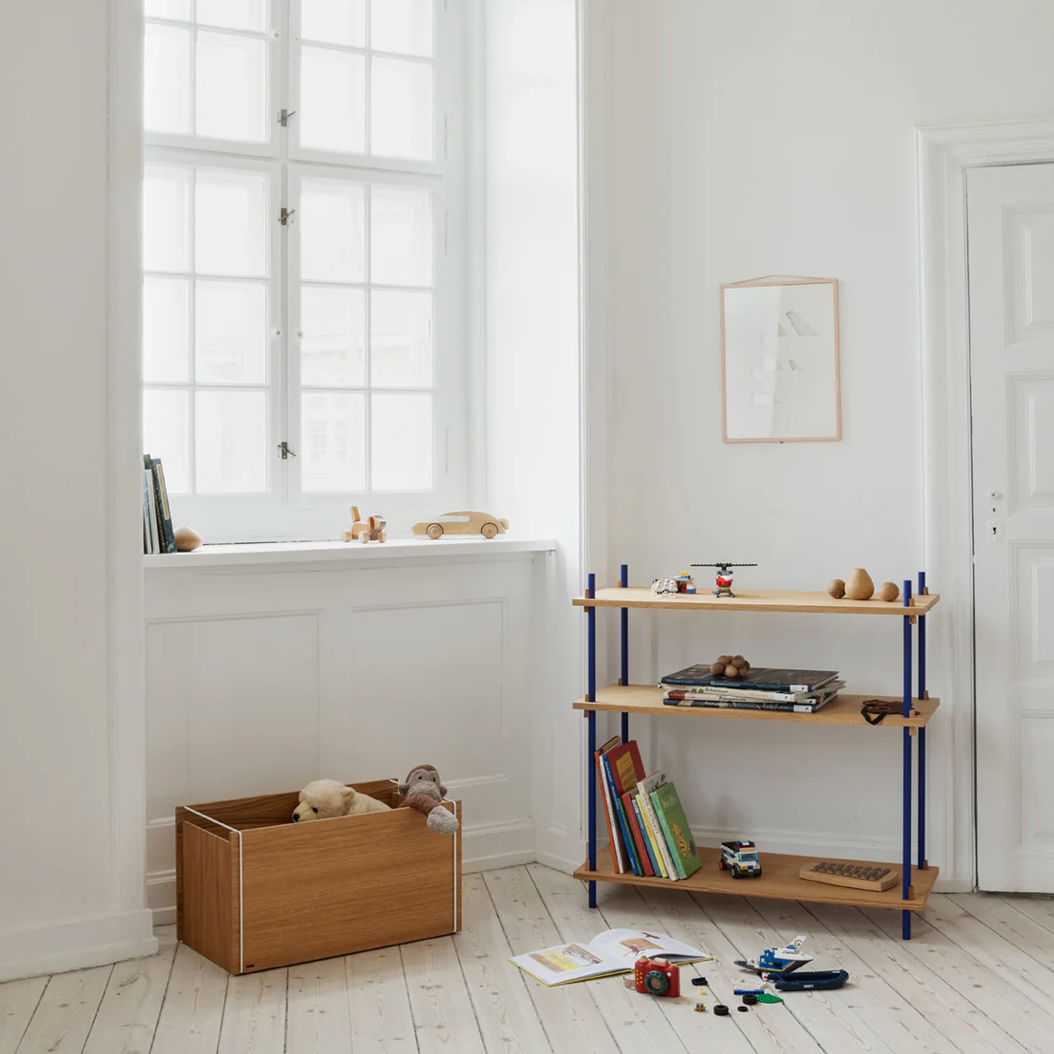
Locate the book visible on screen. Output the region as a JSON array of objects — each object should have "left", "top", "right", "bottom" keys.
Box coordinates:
[
  {"left": 636, "top": 789, "right": 669, "bottom": 878},
  {"left": 144, "top": 466, "right": 159, "bottom": 554},
  {"left": 664, "top": 686, "right": 840, "bottom": 714},
  {"left": 604, "top": 755, "right": 641, "bottom": 875},
  {"left": 638, "top": 772, "right": 677, "bottom": 879},
  {"left": 604, "top": 740, "right": 648, "bottom": 876},
  {"left": 623, "top": 790, "right": 655, "bottom": 877},
  {"left": 509, "top": 927, "right": 711, "bottom": 987},
  {"left": 662, "top": 680, "right": 846, "bottom": 704},
  {"left": 151, "top": 457, "right": 176, "bottom": 553},
  {"left": 660, "top": 665, "right": 839, "bottom": 694},
  {"left": 650, "top": 782, "right": 702, "bottom": 879},
  {"left": 594, "top": 738, "right": 627, "bottom": 874}
]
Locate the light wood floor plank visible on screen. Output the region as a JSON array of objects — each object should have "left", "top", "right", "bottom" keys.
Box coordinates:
[
  {"left": 0, "top": 977, "right": 47, "bottom": 1054},
  {"left": 285, "top": 957, "right": 352, "bottom": 1054},
  {"left": 15, "top": 965, "right": 111, "bottom": 1054},
  {"left": 862, "top": 906, "right": 1054, "bottom": 1054},
  {"left": 482, "top": 867, "right": 620, "bottom": 1054},
  {"left": 808, "top": 901, "right": 1030, "bottom": 1054},
  {"left": 997, "top": 895, "right": 1054, "bottom": 939},
  {"left": 451, "top": 874, "right": 553, "bottom": 1054},
  {"left": 216, "top": 968, "right": 286, "bottom": 1054},
  {"left": 401, "top": 937, "right": 484, "bottom": 1054},
  {"left": 951, "top": 893, "right": 1054, "bottom": 972},
  {"left": 82, "top": 942, "right": 177, "bottom": 1054},
  {"left": 346, "top": 945, "right": 418, "bottom": 1054},
  {"left": 527, "top": 863, "right": 690, "bottom": 1054},
  {"left": 150, "top": 943, "right": 229, "bottom": 1054}
]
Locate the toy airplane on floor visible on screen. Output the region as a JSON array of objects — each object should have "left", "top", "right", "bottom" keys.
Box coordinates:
[{"left": 734, "top": 935, "right": 813, "bottom": 975}]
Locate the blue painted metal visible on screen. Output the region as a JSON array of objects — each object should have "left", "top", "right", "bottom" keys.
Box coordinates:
[
  {"left": 620, "top": 564, "right": 629, "bottom": 743},
  {"left": 918, "top": 571, "right": 927, "bottom": 871},
  {"left": 906, "top": 581, "right": 914, "bottom": 944},
  {"left": 587, "top": 572, "right": 597, "bottom": 908}
]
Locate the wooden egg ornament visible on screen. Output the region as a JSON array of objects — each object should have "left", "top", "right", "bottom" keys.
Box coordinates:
[
  {"left": 724, "top": 664, "right": 739, "bottom": 677},
  {"left": 715, "top": 654, "right": 750, "bottom": 678},
  {"left": 876, "top": 581, "right": 900, "bottom": 602},
  {"left": 173, "top": 526, "right": 202, "bottom": 552},
  {"left": 827, "top": 578, "right": 846, "bottom": 599},
  {"left": 844, "top": 568, "right": 875, "bottom": 601}
]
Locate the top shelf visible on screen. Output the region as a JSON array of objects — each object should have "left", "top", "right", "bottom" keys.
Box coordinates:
[{"left": 573, "top": 586, "right": 941, "bottom": 616}]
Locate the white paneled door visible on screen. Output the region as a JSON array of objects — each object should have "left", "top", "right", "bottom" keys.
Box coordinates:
[{"left": 970, "top": 163, "right": 1054, "bottom": 892}]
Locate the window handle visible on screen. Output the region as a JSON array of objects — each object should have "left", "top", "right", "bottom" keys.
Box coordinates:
[{"left": 278, "top": 441, "right": 297, "bottom": 460}]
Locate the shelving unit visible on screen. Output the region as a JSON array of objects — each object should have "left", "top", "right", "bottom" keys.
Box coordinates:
[{"left": 574, "top": 567, "right": 939, "bottom": 939}]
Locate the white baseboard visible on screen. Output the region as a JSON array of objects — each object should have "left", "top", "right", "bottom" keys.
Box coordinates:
[{"left": 0, "top": 909, "right": 158, "bottom": 983}]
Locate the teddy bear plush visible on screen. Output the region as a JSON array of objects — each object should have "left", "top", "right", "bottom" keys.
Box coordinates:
[
  {"left": 397, "top": 764, "right": 459, "bottom": 835},
  {"left": 292, "top": 779, "right": 391, "bottom": 822}
]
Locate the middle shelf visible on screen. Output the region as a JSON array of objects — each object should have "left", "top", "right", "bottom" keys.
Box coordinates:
[{"left": 574, "top": 684, "right": 939, "bottom": 728}]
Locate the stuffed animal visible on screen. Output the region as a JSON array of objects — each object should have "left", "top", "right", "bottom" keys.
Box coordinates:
[
  {"left": 397, "top": 764, "right": 459, "bottom": 835},
  {"left": 292, "top": 779, "right": 391, "bottom": 822}
]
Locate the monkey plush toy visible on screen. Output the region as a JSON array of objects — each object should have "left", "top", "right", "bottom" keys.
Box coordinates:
[{"left": 398, "top": 764, "right": 459, "bottom": 835}]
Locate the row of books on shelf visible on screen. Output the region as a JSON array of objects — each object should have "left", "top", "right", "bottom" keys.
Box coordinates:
[
  {"left": 660, "top": 664, "right": 843, "bottom": 714},
  {"left": 143, "top": 454, "right": 175, "bottom": 554},
  {"left": 595, "top": 736, "right": 702, "bottom": 880}
]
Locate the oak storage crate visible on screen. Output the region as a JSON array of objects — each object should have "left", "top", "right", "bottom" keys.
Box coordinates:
[{"left": 176, "top": 780, "right": 461, "bottom": 974}]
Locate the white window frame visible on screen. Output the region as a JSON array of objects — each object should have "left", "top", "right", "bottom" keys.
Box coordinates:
[{"left": 143, "top": 0, "right": 469, "bottom": 543}]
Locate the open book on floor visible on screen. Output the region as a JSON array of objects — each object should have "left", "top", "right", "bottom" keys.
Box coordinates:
[{"left": 509, "top": 927, "right": 712, "bottom": 986}]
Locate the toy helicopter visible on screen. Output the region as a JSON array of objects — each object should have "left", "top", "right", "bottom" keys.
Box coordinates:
[{"left": 691, "top": 562, "right": 757, "bottom": 598}]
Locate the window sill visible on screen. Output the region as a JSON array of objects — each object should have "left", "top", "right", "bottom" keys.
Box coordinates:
[{"left": 142, "top": 535, "right": 557, "bottom": 570}]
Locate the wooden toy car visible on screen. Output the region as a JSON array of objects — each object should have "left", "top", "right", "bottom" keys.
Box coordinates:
[
  {"left": 412, "top": 511, "right": 509, "bottom": 540},
  {"left": 342, "top": 506, "right": 386, "bottom": 544}
]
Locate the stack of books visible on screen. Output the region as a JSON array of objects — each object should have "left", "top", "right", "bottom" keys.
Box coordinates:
[
  {"left": 143, "top": 453, "right": 175, "bottom": 554},
  {"left": 660, "top": 665, "right": 844, "bottom": 714},
  {"left": 595, "top": 736, "right": 702, "bottom": 880}
]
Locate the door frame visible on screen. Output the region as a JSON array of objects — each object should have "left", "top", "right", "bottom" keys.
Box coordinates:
[{"left": 918, "top": 118, "right": 1054, "bottom": 892}]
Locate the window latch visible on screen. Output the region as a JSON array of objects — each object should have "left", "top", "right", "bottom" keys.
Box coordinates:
[
  {"left": 279, "top": 207, "right": 296, "bottom": 226},
  {"left": 278, "top": 441, "right": 297, "bottom": 460},
  {"left": 278, "top": 108, "right": 297, "bottom": 126}
]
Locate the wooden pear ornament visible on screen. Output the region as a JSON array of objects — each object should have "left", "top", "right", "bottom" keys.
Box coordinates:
[
  {"left": 875, "top": 581, "right": 900, "bottom": 602},
  {"left": 844, "top": 568, "right": 875, "bottom": 601},
  {"left": 827, "top": 579, "right": 846, "bottom": 599}
]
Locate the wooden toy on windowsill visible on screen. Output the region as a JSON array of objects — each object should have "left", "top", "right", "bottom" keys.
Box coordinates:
[
  {"left": 412, "top": 511, "right": 509, "bottom": 540},
  {"left": 342, "top": 506, "right": 386, "bottom": 544}
]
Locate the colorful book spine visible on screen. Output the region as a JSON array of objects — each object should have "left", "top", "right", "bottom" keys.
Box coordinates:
[
  {"left": 663, "top": 684, "right": 843, "bottom": 703},
  {"left": 663, "top": 695, "right": 834, "bottom": 714},
  {"left": 145, "top": 467, "right": 159, "bottom": 554},
  {"left": 152, "top": 458, "right": 176, "bottom": 553},
  {"left": 604, "top": 754, "right": 640, "bottom": 876},
  {"left": 637, "top": 796, "right": 668, "bottom": 878},
  {"left": 627, "top": 794, "right": 657, "bottom": 877},
  {"left": 651, "top": 783, "right": 702, "bottom": 879},
  {"left": 640, "top": 787, "right": 676, "bottom": 879},
  {"left": 595, "top": 748, "right": 625, "bottom": 873}
]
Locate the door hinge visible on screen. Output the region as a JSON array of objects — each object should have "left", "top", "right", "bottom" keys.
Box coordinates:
[
  {"left": 278, "top": 108, "right": 297, "bottom": 127},
  {"left": 279, "top": 207, "right": 296, "bottom": 226},
  {"left": 278, "top": 441, "right": 297, "bottom": 460}
]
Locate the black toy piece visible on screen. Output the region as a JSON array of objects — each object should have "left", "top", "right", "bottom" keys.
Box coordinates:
[
  {"left": 713, "top": 1004, "right": 730, "bottom": 1016},
  {"left": 691, "top": 976, "right": 708, "bottom": 987},
  {"left": 737, "top": 1006, "right": 750, "bottom": 1013},
  {"left": 770, "top": 970, "right": 849, "bottom": 992},
  {"left": 690, "top": 562, "right": 758, "bottom": 598},
  {"left": 741, "top": 993, "right": 758, "bottom": 1005}
]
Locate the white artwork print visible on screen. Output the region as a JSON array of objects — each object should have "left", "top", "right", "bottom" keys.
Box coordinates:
[{"left": 722, "top": 279, "right": 840, "bottom": 441}]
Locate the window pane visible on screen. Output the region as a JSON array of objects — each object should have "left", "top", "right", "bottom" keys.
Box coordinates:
[
  {"left": 144, "top": 389, "right": 191, "bottom": 493},
  {"left": 300, "top": 392, "right": 366, "bottom": 492},
  {"left": 144, "top": 24, "right": 191, "bottom": 135},
  {"left": 146, "top": 0, "right": 191, "bottom": 18},
  {"left": 300, "top": 179, "right": 366, "bottom": 282},
  {"left": 301, "top": 286, "right": 365, "bottom": 386},
  {"left": 371, "top": 290, "right": 431, "bottom": 387},
  {"left": 370, "top": 58, "right": 432, "bottom": 161},
  {"left": 299, "top": 47, "right": 366, "bottom": 155},
  {"left": 370, "top": 0, "right": 433, "bottom": 57},
  {"left": 196, "top": 280, "right": 267, "bottom": 384},
  {"left": 144, "top": 164, "right": 191, "bottom": 272},
  {"left": 371, "top": 392, "right": 431, "bottom": 490},
  {"left": 196, "top": 169, "right": 268, "bottom": 277},
  {"left": 195, "top": 390, "right": 267, "bottom": 492},
  {"left": 371, "top": 185, "right": 432, "bottom": 286},
  {"left": 197, "top": 0, "right": 267, "bottom": 31},
  {"left": 144, "top": 277, "right": 191, "bottom": 383},
  {"left": 300, "top": 0, "right": 366, "bottom": 46},
  {"left": 196, "top": 31, "right": 267, "bottom": 142}
]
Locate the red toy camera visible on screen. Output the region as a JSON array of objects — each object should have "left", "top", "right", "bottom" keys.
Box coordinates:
[{"left": 634, "top": 957, "right": 680, "bottom": 997}]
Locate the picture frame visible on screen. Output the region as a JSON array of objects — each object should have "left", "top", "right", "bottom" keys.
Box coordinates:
[{"left": 720, "top": 275, "right": 842, "bottom": 443}]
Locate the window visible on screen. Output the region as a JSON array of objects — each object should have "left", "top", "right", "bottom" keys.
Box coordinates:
[{"left": 142, "top": 0, "right": 467, "bottom": 541}]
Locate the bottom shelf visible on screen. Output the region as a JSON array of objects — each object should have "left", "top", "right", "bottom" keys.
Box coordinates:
[{"left": 574, "top": 847, "right": 939, "bottom": 911}]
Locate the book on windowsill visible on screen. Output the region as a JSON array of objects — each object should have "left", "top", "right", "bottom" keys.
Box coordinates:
[
  {"left": 509, "top": 928, "right": 711, "bottom": 987},
  {"left": 660, "top": 665, "right": 839, "bottom": 694}
]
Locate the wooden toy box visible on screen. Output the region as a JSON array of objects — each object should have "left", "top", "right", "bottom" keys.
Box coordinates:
[{"left": 176, "top": 780, "right": 461, "bottom": 974}]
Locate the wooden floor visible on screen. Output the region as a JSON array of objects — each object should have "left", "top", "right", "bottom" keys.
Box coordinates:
[{"left": 5, "top": 865, "right": 1054, "bottom": 1054}]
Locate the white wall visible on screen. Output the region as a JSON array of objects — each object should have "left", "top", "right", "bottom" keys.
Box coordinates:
[
  {"left": 591, "top": 0, "right": 1054, "bottom": 886},
  {"left": 0, "top": 0, "right": 155, "bottom": 979}
]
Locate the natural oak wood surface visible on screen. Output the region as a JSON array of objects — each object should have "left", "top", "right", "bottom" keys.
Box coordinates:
[
  {"left": 574, "top": 585, "right": 941, "bottom": 615},
  {"left": 180, "top": 819, "right": 235, "bottom": 973},
  {"left": 574, "top": 849, "right": 939, "bottom": 911},
  {"left": 574, "top": 683, "right": 940, "bottom": 727}
]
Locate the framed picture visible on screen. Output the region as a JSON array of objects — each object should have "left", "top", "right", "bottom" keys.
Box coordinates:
[{"left": 720, "top": 275, "right": 841, "bottom": 443}]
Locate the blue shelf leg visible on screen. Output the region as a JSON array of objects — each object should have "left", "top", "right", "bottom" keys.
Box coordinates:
[
  {"left": 620, "top": 563, "right": 629, "bottom": 744},
  {"left": 918, "top": 571, "right": 927, "bottom": 872},
  {"left": 902, "top": 579, "right": 913, "bottom": 939},
  {"left": 587, "top": 572, "right": 597, "bottom": 909}
]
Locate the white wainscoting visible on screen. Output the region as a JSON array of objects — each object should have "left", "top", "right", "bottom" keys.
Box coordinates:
[{"left": 145, "top": 543, "right": 556, "bottom": 923}]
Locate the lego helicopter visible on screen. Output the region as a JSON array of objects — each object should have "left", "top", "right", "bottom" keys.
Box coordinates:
[{"left": 691, "top": 562, "right": 757, "bottom": 598}]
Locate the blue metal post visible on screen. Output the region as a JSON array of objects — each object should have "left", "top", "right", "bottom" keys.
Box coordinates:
[
  {"left": 620, "top": 564, "right": 629, "bottom": 744},
  {"left": 902, "top": 579, "right": 913, "bottom": 939},
  {"left": 587, "top": 572, "right": 597, "bottom": 908},
  {"left": 918, "top": 571, "right": 927, "bottom": 871}
]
